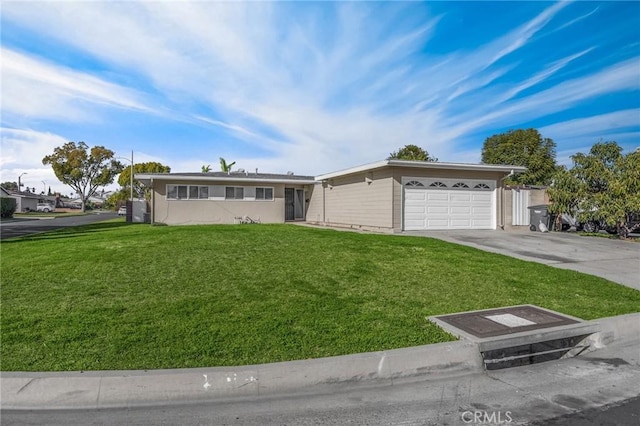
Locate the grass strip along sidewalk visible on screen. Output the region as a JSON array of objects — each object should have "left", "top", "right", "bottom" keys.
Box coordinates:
[{"left": 2, "top": 223, "right": 638, "bottom": 371}]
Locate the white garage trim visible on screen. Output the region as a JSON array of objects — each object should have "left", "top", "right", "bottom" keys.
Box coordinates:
[{"left": 402, "top": 177, "right": 496, "bottom": 231}]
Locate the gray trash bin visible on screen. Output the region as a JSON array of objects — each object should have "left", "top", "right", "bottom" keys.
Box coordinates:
[{"left": 528, "top": 205, "right": 551, "bottom": 232}]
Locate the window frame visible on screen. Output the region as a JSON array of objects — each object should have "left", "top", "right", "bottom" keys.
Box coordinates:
[
  {"left": 225, "top": 186, "right": 245, "bottom": 200},
  {"left": 166, "top": 184, "right": 276, "bottom": 201},
  {"left": 255, "top": 187, "right": 274, "bottom": 201},
  {"left": 166, "top": 185, "right": 210, "bottom": 200}
]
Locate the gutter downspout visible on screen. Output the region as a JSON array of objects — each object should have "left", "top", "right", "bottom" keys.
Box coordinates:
[{"left": 499, "top": 170, "right": 515, "bottom": 230}]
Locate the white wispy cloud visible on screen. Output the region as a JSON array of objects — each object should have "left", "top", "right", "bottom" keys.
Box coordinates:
[
  {"left": 1, "top": 48, "right": 153, "bottom": 122},
  {"left": 540, "top": 109, "right": 640, "bottom": 140},
  {"left": 453, "top": 57, "right": 640, "bottom": 135}
]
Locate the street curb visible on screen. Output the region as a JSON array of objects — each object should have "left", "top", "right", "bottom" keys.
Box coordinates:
[
  {"left": 1, "top": 341, "right": 482, "bottom": 410},
  {"left": 1, "top": 313, "right": 637, "bottom": 410}
]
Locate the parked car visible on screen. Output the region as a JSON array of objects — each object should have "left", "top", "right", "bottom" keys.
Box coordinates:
[
  {"left": 559, "top": 212, "right": 639, "bottom": 235},
  {"left": 36, "top": 203, "right": 54, "bottom": 213},
  {"left": 118, "top": 206, "right": 127, "bottom": 216}
]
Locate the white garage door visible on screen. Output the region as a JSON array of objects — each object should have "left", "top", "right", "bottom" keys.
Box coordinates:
[{"left": 403, "top": 177, "right": 496, "bottom": 231}]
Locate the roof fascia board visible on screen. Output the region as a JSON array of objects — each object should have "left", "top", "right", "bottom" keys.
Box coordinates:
[
  {"left": 315, "top": 160, "right": 390, "bottom": 181},
  {"left": 135, "top": 174, "right": 317, "bottom": 185},
  {"left": 387, "top": 160, "right": 527, "bottom": 173},
  {"left": 316, "top": 160, "right": 526, "bottom": 180}
]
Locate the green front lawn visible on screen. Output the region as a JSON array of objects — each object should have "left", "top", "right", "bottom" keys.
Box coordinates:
[{"left": 2, "top": 223, "right": 638, "bottom": 371}]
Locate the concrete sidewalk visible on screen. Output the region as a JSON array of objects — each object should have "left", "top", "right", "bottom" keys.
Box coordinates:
[{"left": 2, "top": 313, "right": 638, "bottom": 412}]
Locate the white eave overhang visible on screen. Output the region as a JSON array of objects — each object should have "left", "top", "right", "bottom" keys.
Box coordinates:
[
  {"left": 315, "top": 160, "right": 527, "bottom": 181},
  {"left": 135, "top": 173, "right": 317, "bottom": 186}
]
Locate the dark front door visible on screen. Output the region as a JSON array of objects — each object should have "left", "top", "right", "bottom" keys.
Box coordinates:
[{"left": 285, "top": 188, "right": 295, "bottom": 221}]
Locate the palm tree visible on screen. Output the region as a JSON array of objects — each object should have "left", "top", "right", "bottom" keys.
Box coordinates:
[
  {"left": 219, "top": 157, "right": 236, "bottom": 173},
  {"left": 201, "top": 165, "right": 211, "bottom": 173}
]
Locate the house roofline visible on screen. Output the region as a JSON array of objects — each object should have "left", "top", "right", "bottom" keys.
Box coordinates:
[
  {"left": 315, "top": 160, "right": 527, "bottom": 180},
  {"left": 135, "top": 173, "right": 317, "bottom": 186}
]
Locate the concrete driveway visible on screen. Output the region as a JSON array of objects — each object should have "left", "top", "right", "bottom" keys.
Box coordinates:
[{"left": 403, "top": 229, "right": 640, "bottom": 290}]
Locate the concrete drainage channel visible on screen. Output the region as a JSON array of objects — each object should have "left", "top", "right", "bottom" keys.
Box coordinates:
[
  {"left": 430, "top": 305, "right": 603, "bottom": 370},
  {"left": 481, "top": 333, "right": 593, "bottom": 370}
]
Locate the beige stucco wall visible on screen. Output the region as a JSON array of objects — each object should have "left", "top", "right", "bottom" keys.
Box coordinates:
[
  {"left": 530, "top": 188, "right": 549, "bottom": 205},
  {"left": 305, "top": 183, "right": 324, "bottom": 223},
  {"left": 306, "top": 168, "right": 395, "bottom": 232},
  {"left": 150, "top": 180, "right": 311, "bottom": 225}
]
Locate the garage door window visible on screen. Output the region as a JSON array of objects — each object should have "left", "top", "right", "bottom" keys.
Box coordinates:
[
  {"left": 429, "top": 181, "right": 447, "bottom": 188},
  {"left": 405, "top": 181, "right": 424, "bottom": 187}
]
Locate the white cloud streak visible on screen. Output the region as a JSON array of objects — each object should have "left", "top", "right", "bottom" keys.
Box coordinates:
[{"left": 1, "top": 48, "right": 153, "bottom": 122}]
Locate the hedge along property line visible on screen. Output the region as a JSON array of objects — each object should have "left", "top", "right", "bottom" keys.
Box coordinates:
[
  {"left": 1, "top": 223, "right": 639, "bottom": 371},
  {"left": 1, "top": 197, "right": 17, "bottom": 218}
]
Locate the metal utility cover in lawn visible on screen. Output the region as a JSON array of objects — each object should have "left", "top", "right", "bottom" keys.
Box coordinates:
[{"left": 429, "top": 305, "right": 583, "bottom": 342}]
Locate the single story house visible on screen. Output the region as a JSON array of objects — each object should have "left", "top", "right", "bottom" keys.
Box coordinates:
[
  {"left": 137, "top": 160, "right": 526, "bottom": 232},
  {"left": 7, "top": 190, "right": 41, "bottom": 212},
  {"left": 135, "top": 170, "right": 316, "bottom": 225},
  {"left": 67, "top": 195, "right": 109, "bottom": 208}
]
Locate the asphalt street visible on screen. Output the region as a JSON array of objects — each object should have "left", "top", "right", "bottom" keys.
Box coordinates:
[{"left": 0, "top": 212, "right": 119, "bottom": 240}]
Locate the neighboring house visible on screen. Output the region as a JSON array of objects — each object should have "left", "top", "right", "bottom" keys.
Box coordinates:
[
  {"left": 137, "top": 160, "right": 526, "bottom": 231},
  {"left": 67, "top": 195, "right": 109, "bottom": 208},
  {"left": 135, "top": 171, "right": 316, "bottom": 225},
  {"left": 8, "top": 190, "right": 41, "bottom": 212},
  {"left": 308, "top": 160, "right": 527, "bottom": 233}
]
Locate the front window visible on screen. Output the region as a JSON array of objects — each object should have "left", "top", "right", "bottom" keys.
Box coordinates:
[
  {"left": 167, "top": 185, "right": 208, "bottom": 200},
  {"left": 225, "top": 187, "right": 244, "bottom": 200},
  {"left": 255, "top": 187, "right": 273, "bottom": 200}
]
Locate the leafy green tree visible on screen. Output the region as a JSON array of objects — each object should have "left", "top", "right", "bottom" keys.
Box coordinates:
[
  {"left": 117, "top": 162, "right": 171, "bottom": 201},
  {"left": 104, "top": 188, "right": 129, "bottom": 210},
  {"left": 219, "top": 157, "right": 236, "bottom": 173},
  {"left": 388, "top": 144, "right": 438, "bottom": 161},
  {"left": 1, "top": 181, "right": 18, "bottom": 191},
  {"left": 42, "top": 142, "right": 123, "bottom": 212},
  {"left": 548, "top": 141, "right": 640, "bottom": 238},
  {"left": 481, "top": 129, "right": 557, "bottom": 185},
  {"left": 202, "top": 165, "right": 211, "bottom": 173}
]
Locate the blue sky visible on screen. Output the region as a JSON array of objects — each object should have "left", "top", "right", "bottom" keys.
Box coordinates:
[{"left": 1, "top": 1, "right": 638, "bottom": 195}]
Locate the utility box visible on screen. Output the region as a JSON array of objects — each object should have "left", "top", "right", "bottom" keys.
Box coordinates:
[
  {"left": 131, "top": 200, "right": 148, "bottom": 223},
  {"left": 528, "top": 205, "right": 551, "bottom": 232},
  {"left": 125, "top": 200, "right": 148, "bottom": 223}
]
